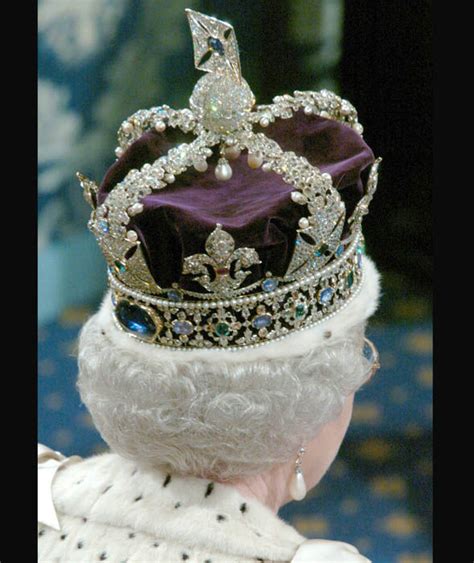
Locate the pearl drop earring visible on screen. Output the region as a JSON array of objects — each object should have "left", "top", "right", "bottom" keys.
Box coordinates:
[{"left": 289, "top": 446, "right": 306, "bottom": 501}]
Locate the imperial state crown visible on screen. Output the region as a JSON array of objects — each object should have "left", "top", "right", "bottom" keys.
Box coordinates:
[{"left": 77, "top": 9, "right": 380, "bottom": 350}]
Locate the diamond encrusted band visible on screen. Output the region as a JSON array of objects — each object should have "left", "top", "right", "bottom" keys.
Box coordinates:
[{"left": 108, "top": 234, "right": 364, "bottom": 350}]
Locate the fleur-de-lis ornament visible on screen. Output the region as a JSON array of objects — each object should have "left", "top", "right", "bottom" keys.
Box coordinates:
[{"left": 183, "top": 224, "right": 261, "bottom": 295}]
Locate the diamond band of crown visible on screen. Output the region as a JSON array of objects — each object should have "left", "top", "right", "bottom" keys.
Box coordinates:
[
  {"left": 77, "top": 9, "right": 381, "bottom": 350},
  {"left": 109, "top": 232, "right": 364, "bottom": 350}
]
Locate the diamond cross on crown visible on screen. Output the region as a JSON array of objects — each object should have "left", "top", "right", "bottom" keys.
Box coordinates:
[{"left": 185, "top": 8, "right": 241, "bottom": 82}]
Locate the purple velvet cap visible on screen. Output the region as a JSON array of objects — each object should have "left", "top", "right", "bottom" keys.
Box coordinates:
[{"left": 99, "top": 111, "right": 374, "bottom": 290}]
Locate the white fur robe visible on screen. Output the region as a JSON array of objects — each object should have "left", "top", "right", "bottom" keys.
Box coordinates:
[{"left": 38, "top": 450, "right": 369, "bottom": 562}]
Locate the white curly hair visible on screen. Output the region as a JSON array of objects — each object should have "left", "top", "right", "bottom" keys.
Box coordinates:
[{"left": 77, "top": 256, "right": 380, "bottom": 480}]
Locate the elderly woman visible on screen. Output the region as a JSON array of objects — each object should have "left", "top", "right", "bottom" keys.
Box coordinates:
[
  {"left": 38, "top": 10, "right": 382, "bottom": 562},
  {"left": 38, "top": 289, "right": 378, "bottom": 563}
]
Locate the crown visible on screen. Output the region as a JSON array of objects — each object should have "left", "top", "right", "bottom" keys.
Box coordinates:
[{"left": 77, "top": 9, "right": 381, "bottom": 351}]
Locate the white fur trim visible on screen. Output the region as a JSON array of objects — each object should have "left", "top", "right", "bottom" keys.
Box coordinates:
[
  {"left": 38, "top": 451, "right": 370, "bottom": 562},
  {"left": 291, "top": 539, "right": 371, "bottom": 562},
  {"left": 93, "top": 255, "right": 380, "bottom": 363},
  {"left": 39, "top": 451, "right": 305, "bottom": 562}
]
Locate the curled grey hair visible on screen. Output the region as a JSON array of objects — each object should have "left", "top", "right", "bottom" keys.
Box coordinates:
[{"left": 77, "top": 317, "right": 370, "bottom": 480}]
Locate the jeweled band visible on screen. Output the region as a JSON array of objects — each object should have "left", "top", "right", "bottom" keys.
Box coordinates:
[{"left": 109, "top": 233, "right": 364, "bottom": 350}]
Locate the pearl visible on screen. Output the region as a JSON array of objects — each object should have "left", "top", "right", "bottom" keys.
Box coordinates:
[
  {"left": 291, "top": 191, "right": 306, "bottom": 205},
  {"left": 289, "top": 469, "right": 306, "bottom": 501},
  {"left": 128, "top": 203, "right": 143, "bottom": 216},
  {"left": 321, "top": 172, "right": 332, "bottom": 182},
  {"left": 115, "top": 147, "right": 124, "bottom": 157},
  {"left": 259, "top": 116, "right": 270, "bottom": 127},
  {"left": 215, "top": 160, "right": 233, "bottom": 181},
  {"left": 247, "top": 153, "right": 263, "bottom": 169},
  {"left": 262, "top": 162, "right": 272, "bottom": 172},
  {"left": 354, "top": 123, "right": 364, "bottom": 135},
  {"left": 193, "top": 158, "right": 208, "bottom": 172},
  {"left": 155, "top": 121, "right": 166, "bottom": 132},
  {"left": 304, "top": 106, "right": 313, "bottom": 115},
  {"left": 298, "top": 217, "right": 310, "bottom": 229},
  {"left": 126, "top": 230, "right": 138, "bottom": 242},
  {"left": 320, "top": 110, "right": 330, "bottom": 118},
  {"left": 164, "top": 173, "right": 175, "bottom": 183},
  {"left": 123, "top": 122, "right": 133, "bottom": 133},
  {"left": 224, "top": 145, "right": 241, "bottom": 160}
]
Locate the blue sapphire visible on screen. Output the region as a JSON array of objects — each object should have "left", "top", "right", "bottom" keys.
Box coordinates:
[
  {"left": 318, "top": 287, "right": 334, "bottom": 305},
  {"left": 167, "top": 290, "right": 183, "bottom": 302},
  {"left": 252, "top": 314, "right": 272, "bottom": 329},
  {"left": 335, "top": 244, "right": 344, "bottom": 257},
  {"left": 262, "top": 278, "right": 278, "bottom": 292},
  {"left": 116, "top": 301, "right": 156, "bottom": 337},
  {"left": 99, "top": 220, "right": 109, "bottom": 234},
  {"left": 207, "top": 37, "right": 225, "bottom": 55},
  {"left": 172, "top": 320, "right": 193, "bottom": 336}
]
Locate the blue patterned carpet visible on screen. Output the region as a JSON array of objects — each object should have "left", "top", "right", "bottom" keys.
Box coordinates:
[{"left": 38, "top": 311, "right": 432, "bottom": 563}]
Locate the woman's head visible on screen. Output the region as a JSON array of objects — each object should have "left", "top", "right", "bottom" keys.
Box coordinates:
[{"left": 77, "top": 294, "right": 374, "bottom": 481}]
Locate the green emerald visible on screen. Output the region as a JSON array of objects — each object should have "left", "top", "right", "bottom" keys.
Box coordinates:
[
  {"left": 347, "top": 271, "right": 354, "bottom": 288},
  {"left": 215, "top": 322, "right": 231, "bottom": 337},
  {"left": 114, "top": 260, "right": 126, "bottom": 273},
  {"left": 314, "top": 243, "right": 329, "bottom": 257},
  {"left": 295, "top": 304, "right": 306, "bottom": 319}
]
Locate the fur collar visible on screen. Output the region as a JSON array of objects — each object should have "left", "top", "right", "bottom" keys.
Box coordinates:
[{"left": 52, "top": 451, "right": 305, "bottom": 561}]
